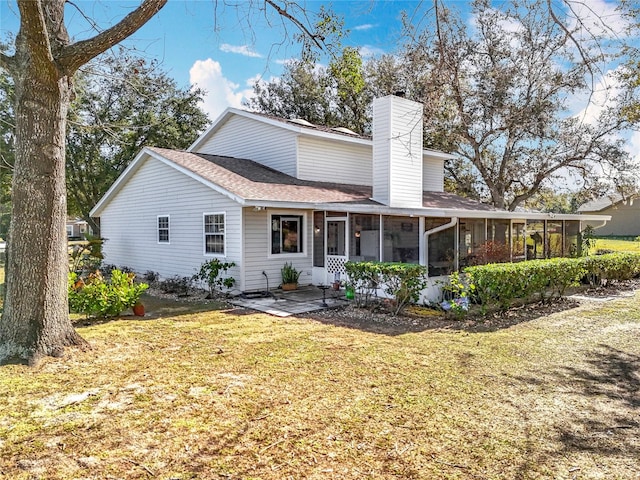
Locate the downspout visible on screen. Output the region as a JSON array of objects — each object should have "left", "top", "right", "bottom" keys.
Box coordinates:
[
  {"left": 581, "top": 219, "right": 608, "bottom": 231},
  {"left": 423, "top": 217, "right": 458, "bottom": 276}
]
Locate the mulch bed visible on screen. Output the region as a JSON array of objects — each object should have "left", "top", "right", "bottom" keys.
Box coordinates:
[{"left": 306, "top": 279, "right": 640, "bottom": 334}]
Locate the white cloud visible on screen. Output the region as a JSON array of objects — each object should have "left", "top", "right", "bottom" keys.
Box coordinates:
[
  {"left": 219, "top": 43, "right": 262, "bottom": 58},
  {"left": 354, "top": 23, "right": 375, "bottom": 31},
  {"left": 570, "top": 67, "right": 623, "bottom": 125},
  {"left": 565, "top": 0, "right": 629, "bottom": 40},
  {"left": 189, "top": 59, "right": 256, "bottom": 120},
  {"left": 627, "top": 130, "right": 640, "bottom": 167},
  {"left": 359, "top": 45, "right": 385, "bottom": 58}
]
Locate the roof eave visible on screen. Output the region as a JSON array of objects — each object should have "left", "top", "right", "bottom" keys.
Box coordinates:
[{"left": 242, "top": 200, "right": 611, "bottom": 221}]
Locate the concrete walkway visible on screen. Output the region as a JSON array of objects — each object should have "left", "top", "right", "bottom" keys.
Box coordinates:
[{"left": 229, "top": 285, "right": 347, "bottom": 317}]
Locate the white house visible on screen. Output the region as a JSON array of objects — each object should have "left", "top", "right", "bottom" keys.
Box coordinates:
[{"left": 90, "top": 95, "right": 610, "bottom": 295}]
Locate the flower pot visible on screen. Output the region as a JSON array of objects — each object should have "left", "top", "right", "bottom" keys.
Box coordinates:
[
  {"left": 345, "top": 287, "right": 355, "bottom": 300},
  {"left": 132, "top": 303, "right": 145, "bottom": 316},
  {"left": 282, "top": 283, "right": 298, "bottom": 291}
]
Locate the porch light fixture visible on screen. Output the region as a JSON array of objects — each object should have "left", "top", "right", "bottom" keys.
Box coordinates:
[{"left": 253, "top": 206, "right": 266, "bottom": 211}]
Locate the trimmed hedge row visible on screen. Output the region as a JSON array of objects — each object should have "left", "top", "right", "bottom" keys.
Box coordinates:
[{"left": 463, "top": 253, "right": 640, "bottom": 312}]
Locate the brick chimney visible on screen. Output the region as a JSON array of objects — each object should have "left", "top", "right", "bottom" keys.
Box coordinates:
[{"left": 372, "top": 95, "right": 424, "bottom": 208}]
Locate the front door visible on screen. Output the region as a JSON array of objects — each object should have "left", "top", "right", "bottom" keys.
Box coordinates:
[{"left": 326, "top": 218, "right": 348, "bottom": 282}]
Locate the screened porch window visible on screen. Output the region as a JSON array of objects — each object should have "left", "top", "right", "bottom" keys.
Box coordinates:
[
  {"left": 271, "top": 214, "right": 304, "bottom": 254},
  {"left": 526, "top": 220, "right": 545, "bottom": 259},
  {"left": 383, "top": 216, "right": 419, "bottom": 263},
  {"left": 458, "top": 218, "right": 485, "bottom": 266},
  {"left": 350, "top": 214, "right": 380, "bottom": 261},
  {"left": 548, "top": 221, "right": 563, "bottom": 257},
  {"left": 204, "top": 213, "right": 225, "bottom": 255},
  {"left": 565, "top": 221, "right": 580, "bottom": 257}
]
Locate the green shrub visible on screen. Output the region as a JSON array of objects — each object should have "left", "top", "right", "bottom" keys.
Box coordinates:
[
  {"left": 68, "top": 235, "right": 104, "bottom": 274},
  {"left": 377, "top": 263, "right": 428, "bottom": 316},
  {"left": 345, "top": 261, "right": 379, "bottom": 308},
  {"left": 69, "top": 269, "right": 148, "bottom": 318},
  {"left": 193, "top": 259, "right": 236, "bottom": 297},
  {"left": 579, "top": 253, "right": 640, "bottom": 286},
  {"left": 464, "top": 258, "right": 586, "bottom": 313},
  {"left": 344, "top": 261, "right": 428, "bottom": 315}
]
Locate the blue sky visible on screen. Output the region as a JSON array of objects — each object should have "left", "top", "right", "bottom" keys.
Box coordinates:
[
  {"left": 1, "top": 0, "right": 431, "bottom": 119},
  {"left": 1, "top": 0, "right": 637, "bottom": 167}
]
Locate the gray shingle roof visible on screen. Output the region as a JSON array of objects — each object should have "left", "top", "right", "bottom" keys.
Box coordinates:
[
  {"left": 148, "top": 147, "right": 496, "bottom": 211},
  {"left": 577, "top": 194, "right": 622, "bottom": 212}
]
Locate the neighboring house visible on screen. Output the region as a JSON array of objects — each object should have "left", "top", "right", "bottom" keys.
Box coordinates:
[
  {"left": 91, "top": 95, "right": 610, "bottom": 298},
  {"left": 66, "top": 218, "right": 92, "bottom": 240},
  {"left": 578, "top": 194, "right": 640, "bottom": 236}
]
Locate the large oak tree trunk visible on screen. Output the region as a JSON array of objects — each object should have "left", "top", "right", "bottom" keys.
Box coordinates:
[
  {"left": 0, "top": 56, "right": 86, "bottom": 364},
  {"left": 0, "top": 0, "right": 167, "bottom": 365}
]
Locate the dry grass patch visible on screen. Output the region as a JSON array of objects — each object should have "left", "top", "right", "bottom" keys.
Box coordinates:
[{"left": 1, "top": 294, "right": 639, "bottom": 479}]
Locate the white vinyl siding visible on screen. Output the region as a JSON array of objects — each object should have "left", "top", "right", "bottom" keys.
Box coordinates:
[
  {"left": 423, "top": 156, "right": 444, "bottom": 192},
  {"left": 373, "top": 96, "right": 424, "bottom": 208},
  {"left": 99, "top": 156, "right": 242, "bottom": 287},
  {"left": 157, "top": 215, "right": 170, "bottom": 243},
  {"left": 372, "top": 99, "right": 391, "bottom": 206},
  {"left": 243, "top": 208, "right": 313, "bottom": 291},
  {"left": 194, "top": 115, "right": 298, "bottom": 176},
  {"left": 297, "top": 136, "right": 372, "bottom": 186}
]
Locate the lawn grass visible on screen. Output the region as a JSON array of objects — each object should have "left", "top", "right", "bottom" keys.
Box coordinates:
[
  {"left": 594, "top": 237, "right": 640, "bottom": 253},
  {"left": 1, "top": 292, "right": 639, "bottom": 479}
]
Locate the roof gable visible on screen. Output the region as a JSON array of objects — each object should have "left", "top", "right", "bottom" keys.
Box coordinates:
[{"left": 187, "top": 108, "right": 455, "bottom": 160}]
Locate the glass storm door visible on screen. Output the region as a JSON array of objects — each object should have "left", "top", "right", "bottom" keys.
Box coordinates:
[{"left": 326, "top": 219, "right": 347, "bottom": 278}]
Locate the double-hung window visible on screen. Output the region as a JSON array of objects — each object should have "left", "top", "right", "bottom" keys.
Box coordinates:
[
  {"left": 157, "top": 215, "right": 170, "bottom": 243},
  {"left": 204, "top": 213, "right": 225, "bottom": 255},
  {"left": 271, "top": 214, "right": 304, "bottom": 254}
]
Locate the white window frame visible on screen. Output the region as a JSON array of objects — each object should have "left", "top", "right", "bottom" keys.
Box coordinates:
[
  {"left": 203, "top": 212, "right": 226, "bottom": 256},
  {"left": 157, "top": 215, "right": 170, "bottom": 244},
  {"left": 268, "top": 211, "right": 306, "bottom": 258},
  {"left": 66, "top": 225, "right": 73, "bottom": 238}
]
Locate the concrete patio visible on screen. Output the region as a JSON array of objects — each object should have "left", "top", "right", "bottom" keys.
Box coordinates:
[{"left": 229, "top": 285, "right": 348, "bottom": 317}]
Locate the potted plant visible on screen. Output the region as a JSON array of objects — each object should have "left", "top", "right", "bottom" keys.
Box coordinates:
[
  {"left": 132, "top": 301, "right": 145, "bottom": 317},
  {"left": 281, "top": 262, "right": 301, "bottom": 291}
]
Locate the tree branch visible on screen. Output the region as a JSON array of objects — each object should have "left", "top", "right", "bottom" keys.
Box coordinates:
[
  {"left": 264, "top": 0, "right": 323, "bottom": 50},
  {"left": 16, "top": 0, "right": 55, "bottom": 74},
  {"left": 0, "top": 52, "right": 16, "bottom": 74},
  {"left": 56, "top": 0, "right": 167, "bottom": 75}
]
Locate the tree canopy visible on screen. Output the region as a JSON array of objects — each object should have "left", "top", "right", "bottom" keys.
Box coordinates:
[
  {"left": 66, "top": 53, "right": 209, "bottom": 235},
  {"left": 250, "top": 0, "right": 640, "bottom": 212},
  {"left": 248, "top": 47, "right": 371, "bottom": 134}
]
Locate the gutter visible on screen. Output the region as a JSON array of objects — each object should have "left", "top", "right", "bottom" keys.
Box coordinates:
[{"left": 423, "top": 217, "right": 458, "bottom": 272}]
